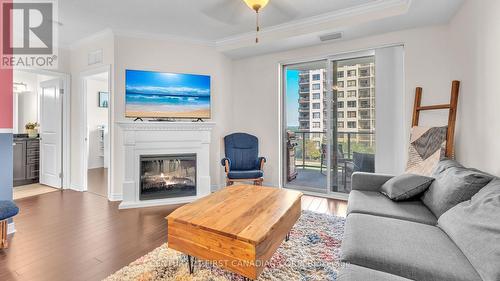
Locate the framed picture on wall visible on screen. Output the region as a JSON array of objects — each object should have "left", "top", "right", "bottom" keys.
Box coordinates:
[{"left": 99, "top": 92, "right": 109, "bottom": 108}]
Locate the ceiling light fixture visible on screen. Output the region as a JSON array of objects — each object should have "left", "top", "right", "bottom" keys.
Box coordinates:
[{"left": 243, "top": 0, "right": 269, "bottom": 43}]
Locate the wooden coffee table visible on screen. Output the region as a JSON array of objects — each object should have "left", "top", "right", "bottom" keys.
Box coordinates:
[{"left": 167, "top": 185, "right": 303, "bottom": 280}]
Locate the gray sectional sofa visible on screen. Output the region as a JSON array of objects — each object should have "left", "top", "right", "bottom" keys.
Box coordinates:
[{"left": 338, "top": 161, "right": 500, "bottom": 281}]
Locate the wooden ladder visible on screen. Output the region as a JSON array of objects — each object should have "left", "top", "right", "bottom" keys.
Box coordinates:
[{"left": 411, "top": 80, "right": 460, "bottom": 158}]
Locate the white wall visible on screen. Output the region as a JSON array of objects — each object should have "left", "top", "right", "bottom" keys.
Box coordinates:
[
  {"left": 448, "top": 0, "right": 500, "bottom": 176},
  {"left": 112, "top": 35, "right": 233, "bottom": 198},
  {"left": 231, "top": 25, "right": 454, "bottom": 186},
  {"left": 69, "top": 31, "right": 114, "bottom": 190},
  {"left": 86, "top": 78, "right": 108, "bottom": 169}
]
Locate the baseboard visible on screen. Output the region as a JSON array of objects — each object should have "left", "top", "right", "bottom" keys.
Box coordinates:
[
  {"left": 69, "top": 184, "right": 84, "bottom": 192},
  {"left": 108, "top": 193, "right": 123, "bottom": 201},
  {"left": 7, "top": 222, "right": 16, "bottom": 235}
]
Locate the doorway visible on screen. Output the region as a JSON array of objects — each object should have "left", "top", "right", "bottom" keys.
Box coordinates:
[
  {"left": 12, "top": 70, "right": 69, "bottom": 200},
  {"left": 282, "top": 53, "right": 377, "bottom": 197},
  {"left": 82, "top": 67, "right": 111, "bottom": 199}
]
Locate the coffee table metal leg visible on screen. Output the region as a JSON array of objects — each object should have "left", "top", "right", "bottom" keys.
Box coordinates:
[
  {"left": 187, "top": 255, "right": 196, "bottom": 274},
  {"left": 285, "top": 232, "right": 290, "bottom": 242}
]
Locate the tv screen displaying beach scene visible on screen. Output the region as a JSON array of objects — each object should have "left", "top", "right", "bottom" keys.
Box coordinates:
[{"left": 125, "top": 69, "right": 211, "bottom": 119}]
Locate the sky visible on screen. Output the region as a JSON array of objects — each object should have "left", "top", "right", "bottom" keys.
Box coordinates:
[
  {"left": 126, "top": 70, "right": 211, "bottom": 97},
  {"left": 286, "top": 70, "right": 299, "bottom": 127}
]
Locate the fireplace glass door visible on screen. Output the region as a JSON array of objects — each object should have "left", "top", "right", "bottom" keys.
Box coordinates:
[{"left": 140, "top": 154, "right": 197, "bottom": 200}]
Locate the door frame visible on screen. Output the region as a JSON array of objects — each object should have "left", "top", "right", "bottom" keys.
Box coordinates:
[
  {"left": 15, "top": 69, "right": 71, "bottom": 189},
  {"left": 79, "top": 65, "right": 113, "bottom": 200},
  {"left": 279, "top": 49, "right": 378, "bottom": 200}
]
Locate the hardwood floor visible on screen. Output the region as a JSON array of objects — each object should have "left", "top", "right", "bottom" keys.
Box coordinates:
[
  {"left": 1, "top": 189, "right": 346, "bottom": 281},
  {"left": 87, "top": 168, "right": 108, "bottom": 198},
  {"left": 13, "top": 184, "right": 59, "bottom": 200}
]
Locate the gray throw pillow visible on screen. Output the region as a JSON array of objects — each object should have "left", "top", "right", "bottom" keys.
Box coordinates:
[
  {"left": 421, "top": 159, "right": 493, "bottom": 217},
  {"left": 380, "top": 173, "right": 434, "bottom": 201},
  {"left": 438, "top": 179, "right": 500, "bottom": 281}
]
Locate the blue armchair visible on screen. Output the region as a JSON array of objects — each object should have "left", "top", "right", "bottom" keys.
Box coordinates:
[{"left": 221, "top": 133, "right": 266, "bottom": 186}]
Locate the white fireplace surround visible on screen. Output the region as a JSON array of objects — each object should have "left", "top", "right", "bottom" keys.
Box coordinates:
[{"left": 117, "top": 121, "right": 215, "bottom": 209}]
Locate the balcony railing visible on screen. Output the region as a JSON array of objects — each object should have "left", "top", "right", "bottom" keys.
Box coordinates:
[{"left": 290, "top": 131, "right": 375, "bottom": 170}]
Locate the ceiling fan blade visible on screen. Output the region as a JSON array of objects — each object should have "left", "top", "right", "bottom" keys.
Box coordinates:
[{"left": 202, "top": 0, "right": 248, "bottom": 24}]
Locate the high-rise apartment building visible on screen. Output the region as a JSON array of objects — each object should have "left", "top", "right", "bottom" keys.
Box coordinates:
[{"left": 297, "top": 62, "right": 375, "bottom": 146}]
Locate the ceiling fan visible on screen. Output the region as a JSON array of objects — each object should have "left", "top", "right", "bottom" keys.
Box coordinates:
[{"left": 202, "top": 0, "right": 298, "bottom": 43}]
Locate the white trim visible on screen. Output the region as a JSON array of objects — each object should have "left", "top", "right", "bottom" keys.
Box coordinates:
[
  {"left": 216, "top": 0, "right": 410, "bottom": 46},
  {"left": 69, "top": 29, "right": 114, "bottom": 50},
  {"left": 119, "top": 197, "right": 195, "bottom": 210},
  {"left": 0, "top": 129, "right": 13, "bottom": 133},
  {"left": 7, "top": 222, "right": 16, "bottom": 235},
  {"left": 15, "top": 69, "right": 71, "bottom": 190},
  {"left": 108, "top": 193, "right": 123, "bottom": 201},
  {"left": 79, "top": 65, "right": 113, "bottom": 201},
  {"left": 70, "top": 184, "right": 84, "bottom": 192},
  {"left": 112, "top": 29, "right": 215, "bottom": 47}
]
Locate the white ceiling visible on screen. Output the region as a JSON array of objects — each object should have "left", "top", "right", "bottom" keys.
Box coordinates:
[
  {"left": 59, "top": 0, "right": 376, "bottom": 45},
  {"left": 59, "top": 0, "right": 465, "bottom": 57}
]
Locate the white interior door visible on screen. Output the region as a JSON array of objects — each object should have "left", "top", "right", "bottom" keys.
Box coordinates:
[{"left": 40, "top": 79, "right": 63, "bottom": 188}]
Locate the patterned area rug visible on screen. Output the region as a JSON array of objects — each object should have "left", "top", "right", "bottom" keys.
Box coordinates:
[{"left": 104, "top": 211, "right": 345, "bottom": 281}]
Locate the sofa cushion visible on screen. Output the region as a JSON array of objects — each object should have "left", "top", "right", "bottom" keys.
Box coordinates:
[
  {"left": 347, "top": 190, "right": 437, "bottom": 225},
  {"left": 438, "top": 178, "right": 500, "bottom": 281},
  {"left": 338, "top": 264, "right": 412, "bottom": 281},
  {"left": 341, "top": 213, "right": 482, "bottom": 281},
  {"left": 421, "top": 159, "right": 493, "bottom": 217},
  {"left": 227, "top": 170, "right": 263, "bottom": 179},
  {"left": 380, "top": 173, "right": 434, "bottom": 201}
]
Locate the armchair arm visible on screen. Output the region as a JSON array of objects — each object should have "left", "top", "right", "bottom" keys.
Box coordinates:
[
  {"left": 351, "top": 172, "right": 394, "bottom": 192},
  {"left": 221, "top": 158, "right": 231, "bottom": 174},
  {"left": 257, "top": 157, "right": 266, "bottom": 170}
]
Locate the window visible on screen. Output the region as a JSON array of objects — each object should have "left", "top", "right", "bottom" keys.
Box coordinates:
[
  {"left": 313, "top": 112, "right": 320, "bottom": 119},
  {"left": 347, "top": 111, "right": 357, "bottom": 118},
  {"left": 338, "top": 101, "right": 344, "bottom": 108},
  {"left": 312, "top": 103, "right": 321, "bottom": 109},
  {"left": 337, "top": 91, "right": 344, "bottom": 98},
  {"left": 347, "top": 101, "right": 357, "bottom": 108},
  {"left": 312, "top": 83, "right": 320, "bottom": 90},
  {"left": 337, "top": 81, "right": 344, "bottom": 88},
  {"left": 347, "top": 70, "right": 356, "bottom": 77},
  {"left": 359, "top": 89, "right": 370, "bottom": 98},
  {"left": 347, "top": 80, "right": 357, "bottom": 87},
  {"left": 337, "top": 71, "right": 344, "bottom": 78},
  {"left": 312, "top": 74, "right": 321, "bottom": 81},
  {"left": 347, "top": 121, "right": 357, "bottom": 128},
  {"left": 312, "top": 122, "right": 321, "bottom": 128},
  {"left": 347, "top": 90, "right": 356, "bottom": 98},
  {"left": 312, "top": 133, "right": 322, "bottom": 138},
  {"left": 338, "top": 122, "right": 344, "bottom": 128},
  {"left": 337, "top": 111, "right": 344, "bottom": 118},
  {"left": 360, "top": 100, "right": 370, "bottom": 108},
  {"left": 312, "top": 93, "right": 320, "bottom": 100},
  {"left": 360, "top": 78, "right": 370, "bottom": 87}
]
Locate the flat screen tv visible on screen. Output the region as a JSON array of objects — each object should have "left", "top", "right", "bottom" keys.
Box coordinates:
[{"left": 125, "top": 69, "right": 211, "bottom": 119}]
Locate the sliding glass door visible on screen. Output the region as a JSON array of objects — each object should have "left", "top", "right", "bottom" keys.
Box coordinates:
[{"left": 283, "top": 53, "right": 376, "bottom": 196}]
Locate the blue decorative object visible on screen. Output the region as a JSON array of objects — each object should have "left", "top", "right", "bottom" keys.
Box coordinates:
[
  {"left": 221, "top": 133, "right": 266, "bottom": 186},
  {"left": 0, "top": 200, "right": 19, "bottom": 249}
]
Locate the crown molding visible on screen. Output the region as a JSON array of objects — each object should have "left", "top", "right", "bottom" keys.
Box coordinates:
[
  {"left": 216, "top": 0, "right": 411, "bottom": 46},
  {"left": 68, "top": 28, "right": 114, "bottom": 50},
  {"left": 112, "top": 29, "right": 216, "bottom": 47}
]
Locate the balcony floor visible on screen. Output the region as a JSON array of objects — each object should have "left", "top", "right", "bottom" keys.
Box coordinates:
[{"left": 287, "top": 167, "right": 350, "bottom": 194}]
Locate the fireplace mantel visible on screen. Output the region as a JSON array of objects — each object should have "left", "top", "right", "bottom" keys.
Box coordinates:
[{"left": 117, "top": 121, "right": 215, "bottom": 209}]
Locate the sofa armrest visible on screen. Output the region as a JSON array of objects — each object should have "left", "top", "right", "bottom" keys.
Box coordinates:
[{"left": 351, "top": 172, "right": 394, "bottom": 192}]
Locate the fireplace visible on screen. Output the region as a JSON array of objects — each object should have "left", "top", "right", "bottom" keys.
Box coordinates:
[{"left": 140, "top": 154, "right": 197, "bottom": 200}]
